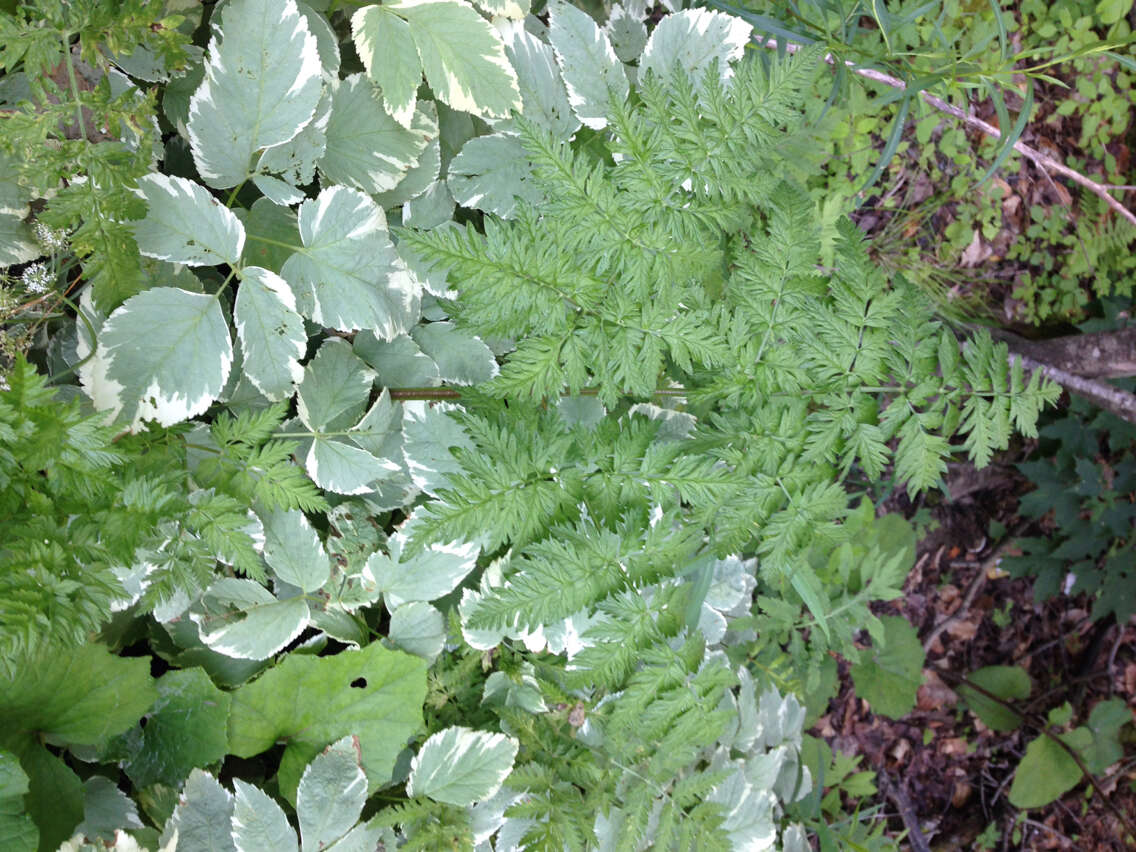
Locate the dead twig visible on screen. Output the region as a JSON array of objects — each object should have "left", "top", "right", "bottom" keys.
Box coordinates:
[
  {"left": 876, "top": 771, "right": 933, "bottom": 852},
  {"left": 753, "top": 37, "right": 1136, "bottom": 228}
]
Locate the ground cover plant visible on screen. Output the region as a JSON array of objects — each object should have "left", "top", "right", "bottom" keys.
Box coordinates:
[{"left": 0, "top": 0, "right": 1131, "bottom": 850}]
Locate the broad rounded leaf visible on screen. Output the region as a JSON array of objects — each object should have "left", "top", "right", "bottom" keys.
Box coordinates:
[
  {"left": 447, "top": 134, "right": 543, "bottom": 219},
  {"left": 957, "top": 666, "right": 1031, "bottom": 732},
  {"left": 256, "top": 89, "right": 332, "bottom": 198},
  {"left": 408, "top": 726, "right": 518, "bottom": 806},
  {"left": 188, "top": 0, "right": 322, "bottom": 188},
  {"left": 281, "top": 186, "right": 420, "bottom": 336},
  {"left": 366, "top": 528, "right": 479, "bottom": 607},
  {"left": 191, "top": 578, "right": 311, "bottom": 661},
  {"left": 92, "top": 287, "right": 232, "bottom": 427},
  {"left": 0, "top": 214, "right": 38, "bottom": 266},
  {"left": 0, "top": 643, "right": 157, "bottom": 746},
  {"left": 351, "top": 6, "right": 421, "bottom": 127},
  {"left": 133, "top": 174, "right": 245, "bottom": 266},
  {"left": 848, "top": 615, "right": 924, "bottom": 719},
  {"left": 232, "top": 779, "right": 297, "bottom": 852},
  {"left": 547, "top": 0, "right": 627, "bottom": 130},
  {"left": 235, "top": 266, "right": 306, "bottom": 401},
  {"left": 385, "top": 0, "right": 521, "bottom": 119},
  {"left": 297, "top": 736, "right": 368, "bottom": 851},
  {"left": 122, "top": 669, "right": 233, "bottom": 788},
  {"left": 0, "top": 749, "right": 38, "bottom": 852},
  {"left": 388, "top": 601, "right": 445, "bottom": 661},
  {"left": 297, "top": 339, "right": 375, "bottom": 433},
  {"left": 639, "top": 8, "right": 752, "bottom": 90},
  {"left": 227, "top": 642, "right": 428, "bottom": 802},
  {"left": 1009, "top": 734, "right": 1084, "bottom": 809},
  {"left": 320, "top": 75, "right": 434, "bottom": 195},
  {"left": 353, "top": 332, "right": 441, "bottom": 388},
  {"left": 238, "top": 198, "right": 301, "bottom": 273},
  {"left": 262, "top": 508, "right": 331, "bottom": 592},
  {"left": 494, "top": 24, "right": 579, "bottom": 140}
]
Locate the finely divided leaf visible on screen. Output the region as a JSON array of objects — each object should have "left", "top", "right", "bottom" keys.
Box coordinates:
[
  {"left": 352, "top": 6, "right": 421, "bottom": 127},
  {"left": 92, "top": 287, "right": 233, "bottom": 427},
  {"left": 385, "top": 0, "right": 521, "bottom": 119},
  {"left": 235, "top": 267, "right": 307, "bottom": 401},
  {"left": 133, "top": 174, "right": 245, "bottom": 266},
  {"left": 408, "top": 726, "right": 518, "bottom": 806},
  {"left": 639, "top": 8, "right": 752, "bottom": 90},
  {"left": 547, "top": 0, "right": 628, "bottom": 130},
  {"left": 281, "top": 186, "right": 420, "bottom": 335},
  {"left": 188, "top": 0, "right": 322, "bottom": 189}
]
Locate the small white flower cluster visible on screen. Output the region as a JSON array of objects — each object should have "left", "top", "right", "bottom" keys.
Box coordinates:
[
  {"left": 32, "top": 221, "right": 69, "bottom": 252},
  {"left": 21, "top": 262, "right": 53, "bottom": 294}
]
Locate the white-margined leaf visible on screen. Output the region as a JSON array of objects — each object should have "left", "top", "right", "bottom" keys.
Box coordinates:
[
  {"left": 407, "top": 726, "right": 518, "bottom": 806},
  {"left": 298, "top": 1, "right": 340, "bottom": 78},
  {"left": 132, "top": 174, "right": 245, "bottom": 266},
  {"left": 639, "top": 8, "right": 752, "bottom": 90},
  {"left": 401, "top": 400, "right": 473, "bottom": 495},
  {"left": 257, "top": 88, "right": 332, "bottom": 199},
  {"left": 365, "top": 526, "right": 479, "bottom": 608},
  {"left": 605, "top": 2, "right": 648, "bottom": 63},
  {"left": 351, "top": 5, "right": 421, "bottom": 127},
  {"left": 387, "top": 601, "right": 445, "bottom": 662},
  {"left": 191, "top": 578, "right": 311, "bottom": 661},
  {"left": 448, "top": 133, "right": 542, "bottom": 219},
  {"left": 92, "top": 287, "right": 232, "bottom": 427},
  {"left": 297, "top": 736, "right": 368, "bottom": 852},
  {"left": 297, "top": 339, "right": 375, "bottom": 433},
  {"left": 374, "top": 139, "right": 441, "bottom": 209},
  {"left": 472, "top": 0, "right": 529, "bottom": 19},
  {"left": 0, "top": 215, "right": 37, "bottom": 265},
  {"left": 493, "top": 24, "right": 579, "bottom": 140},
  {"left": 411, "top": 321, "right": 498, "bottom": 385},
  {"left": 261, "top": 508, "right": 330, "bottom": 593},
  {"left": 403, "top": 179, "right": 456, "bottom": 230},
  {"left": 319, "top": 75, "right": 434, "bottom": 195},
  {"left": 384, "top": 0, "right": 521, "bottom": 119},
  {"left": 252, "top": 174, "right": 306, "bottom": 206},
  {"left": 281, "top": 185, "right": 420, "bottom": 336},
  {"left": 232, "top": 779, "right": 298, "bottom": 852},
  {"left": 547, "top": 0, "right": 627, "bottom": 130},
  {"left": 354, "top": 331, "right": 442, "bottom": 388},
  {"left": 234, "top": 266, "right": 306, "bottom": 401},
  {"left": 188, "top": 0, "right": 322, "bottom": 189},
  {"left": 161, "top": 769, "right": 235, "bottom": 852}
]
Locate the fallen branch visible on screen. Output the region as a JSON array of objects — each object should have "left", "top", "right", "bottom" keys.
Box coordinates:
[
  {"left": 1012, "top": 352, "right": 1136, "bottom": 424},
  {"left": 753, "top": 36, "right": 1136, "bottom": 228},
  {"left": 991, "top": 326, "right": 1136, "bottom": 379}
]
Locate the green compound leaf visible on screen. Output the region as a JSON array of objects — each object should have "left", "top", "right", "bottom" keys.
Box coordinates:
[
  {"left": 132, "top": 174, "right": 245, "bottom": 267},
  {"left": 352, "top": 5, "right": 421, "bottom": 127},
  {"left": 227, "top": 641, "right": 428, "bottom": 802},
  {"left": 447, "top": 133, "right": 543, "bottom": 219},
  {"left": 262, "top": 507, "right": 331, "bottom": 593},
  {"left": 1082, "top": 698, "right": 1129, "bottom": 774},
  {"left": 281, "top": 186, "right": 420, "bottom": 336},
  {"left": 232, "top": 779, "right": 297, "bottom": 852},
  {"left": 91, "top": 287, "right": 233, "bottom": 428},
  {"left": 547, "top": 0, "right": 627, "bottom": 130},
  {"left": 849, "top": 614, "right": 924, "bottom": 719},
  {"left": 234, "top": 266, "right": 306, "bottom": 402},
  {"left": 320, "top": 75, "right": 434, "bottom": 194},
  {"left": 1009, "top": 733, "right": 1084, "bottom": 809},
  {"left": 191, "top": 578, "right": 311, "bottom": 661},
  {"left": 163, "top": 769, "right": 235, "bottom": 852},
  {"left": 0, "top": 750, "right": 37, "bottom": 852},
  {"left": 188, "top": 0, "right": 323, "bottom": 189},
  {"left": 639, "top": 8, "right": 752, "bottom": 90},
  {"left": 384, "top": 0, "right": 521, "bottom": 120},
  {"left": 121, "top": 669, "right": 232, "bottom": 789},
  {"left": 957, "top": 665, "right": 1031, "bottom": 732},
  {"left": 297, "top": 736, "right": 368, "bottom": 851},
  {"left": 0, "top": 644, "right": 156, "bottom": 748},
  {"left": 408, "top": 726, "right": 518, "bottom": 806}
]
